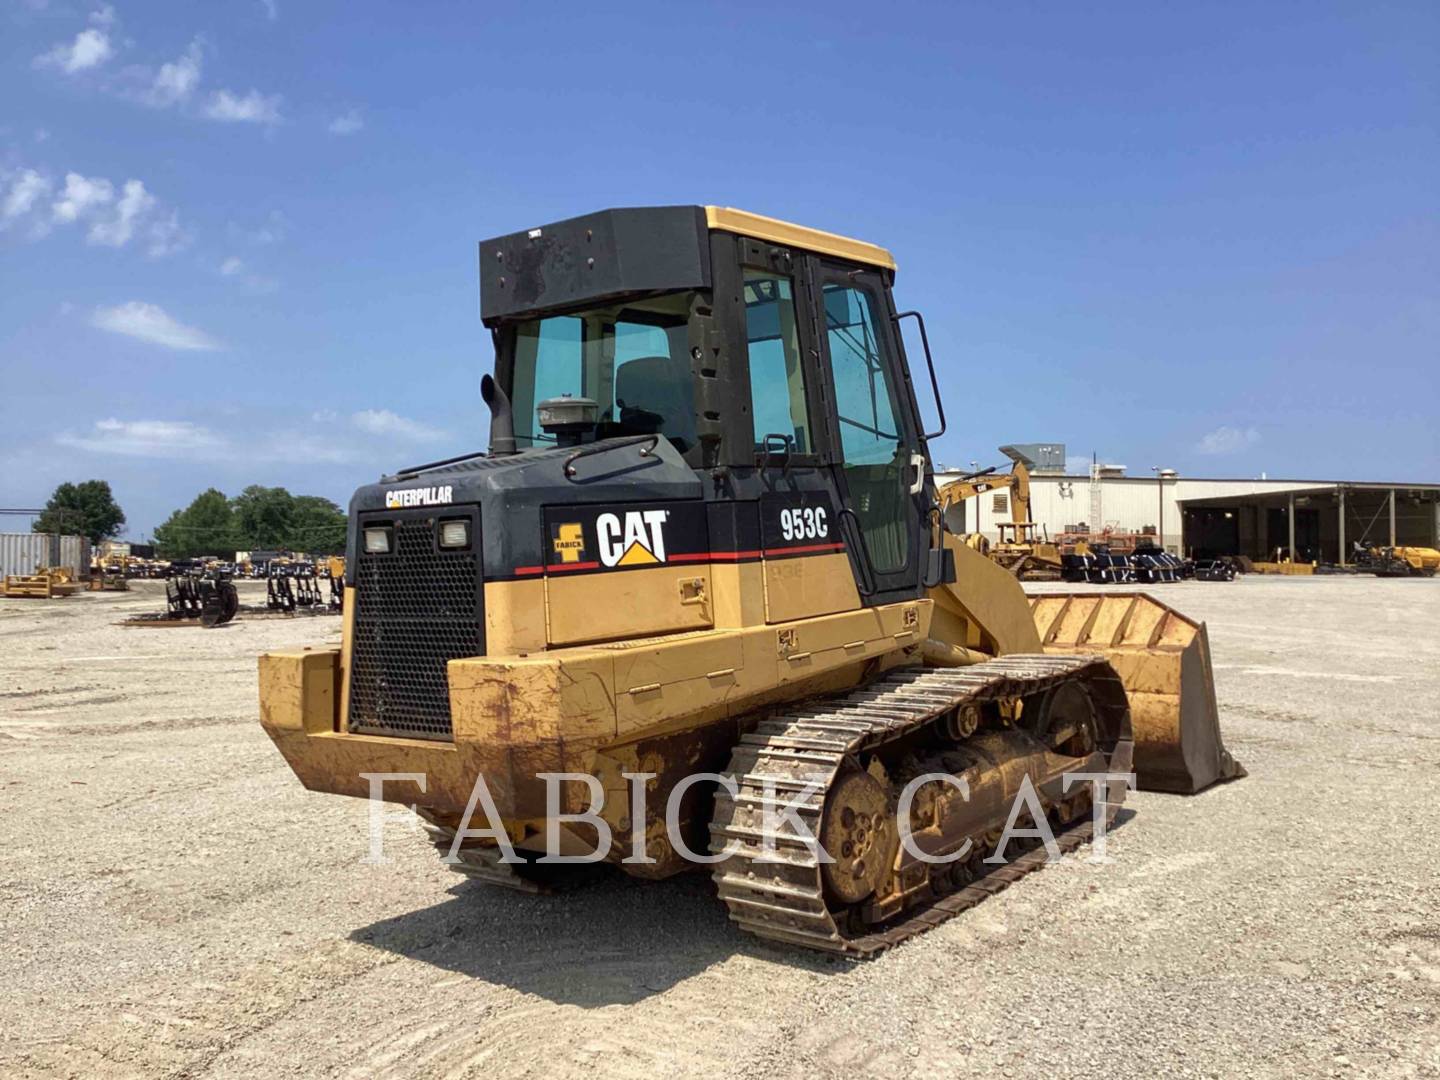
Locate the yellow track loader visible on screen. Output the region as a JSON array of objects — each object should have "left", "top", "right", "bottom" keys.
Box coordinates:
[{"left": 259, "top": 206, "right": 1243, "bottom": 956}]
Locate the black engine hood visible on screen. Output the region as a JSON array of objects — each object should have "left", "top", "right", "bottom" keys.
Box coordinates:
[{"left": 347, "top": 437, "right": 703, "bottom": 579}]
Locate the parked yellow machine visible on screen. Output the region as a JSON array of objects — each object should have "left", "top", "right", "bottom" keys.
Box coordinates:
[
  {"left": 1353, "top": 545, "right": 1440, "bottom": 578},
  {"left": 937, "top": 445, "right": 1063, "bottom": 579},
  {"left": 3, "top": 566, "right": 82, "bottom": 599},
  {"left": 259, "top": 206, "right": 1243, "bottom": 955}
]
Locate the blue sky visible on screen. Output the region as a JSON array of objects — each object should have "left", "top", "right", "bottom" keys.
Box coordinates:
[{"left": 2, "top": 0, "right": 1436, "bottom": 538}]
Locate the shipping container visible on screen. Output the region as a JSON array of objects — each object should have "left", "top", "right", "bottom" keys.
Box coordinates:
[{"left": 0, "top": 533, "right": 91, "bottom": 579}]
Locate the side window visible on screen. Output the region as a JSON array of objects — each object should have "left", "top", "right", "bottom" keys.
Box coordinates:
[
  {"left": 512, "top": 317, "right": 583, "bottom": 446},
  {"left": 823, "top": 284, "right": 902, "bottom": 466},
  {"left": 823, "top": 282, "right": 910, "bottom": 574},
  {"left": 743, "top": 270, "right": 812, "bottom": 454},
  {"left": 611, "top": 316, "right": 695, "bottom": 453}
]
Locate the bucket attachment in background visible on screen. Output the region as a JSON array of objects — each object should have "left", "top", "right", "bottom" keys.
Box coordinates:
[{"left": 1029, "top": 592, "right": 1246, "bottom": 794}]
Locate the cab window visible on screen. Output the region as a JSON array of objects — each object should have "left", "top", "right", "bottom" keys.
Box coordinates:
[
  {"left": 743, "top": 270, "right": 812, "bottom": 454},
  {"left": 509, "top": 293, "right": 697, "bottom": 452},
  {"left": 823, "top": 282, "right": 909, "bottom": 573}
]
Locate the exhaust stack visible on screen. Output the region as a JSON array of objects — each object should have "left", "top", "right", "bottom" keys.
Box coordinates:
[{"left": 481, "top": 373, "right": 517, "bottom": 456}]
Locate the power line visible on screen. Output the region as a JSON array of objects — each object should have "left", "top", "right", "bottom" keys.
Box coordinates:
[{"left": 153, "top": 522, "right": 346, "bottom": 534}]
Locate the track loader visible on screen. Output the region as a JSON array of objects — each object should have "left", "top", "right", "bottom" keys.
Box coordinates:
[{"left": 259, "top": 206, "right": 1243, "bottom": 955}]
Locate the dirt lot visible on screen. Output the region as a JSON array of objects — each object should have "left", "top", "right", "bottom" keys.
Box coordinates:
[{"left": 1, "top": 575, "right": 1438, "bottom": 1079}]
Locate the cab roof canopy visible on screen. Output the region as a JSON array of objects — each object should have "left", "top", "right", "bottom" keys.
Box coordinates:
[{"left": 479, "top": 205, "right": 895, "bottom": 324}]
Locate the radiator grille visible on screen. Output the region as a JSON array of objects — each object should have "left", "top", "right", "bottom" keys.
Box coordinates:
[{"left": 347, "top": 513, "right": 482, "bottom": 740}]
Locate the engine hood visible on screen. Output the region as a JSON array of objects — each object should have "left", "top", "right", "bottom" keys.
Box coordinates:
[{"left": 346, "top": 437, "right": 703, "bottom": 579}]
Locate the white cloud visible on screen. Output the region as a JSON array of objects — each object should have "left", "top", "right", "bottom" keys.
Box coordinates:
[
  {"left": 216, "top": 254, "right": 277, "bottom": 292},
  {"left": 351, "top": 409, "right": 447, "bottom": 442},
  {"left": 91, "top": 302, "right": 221, "bottom": 351},
  {"left": 259, "top": 0, "right": 278, "bottom": 20},
  {"left": 144, "top": 38, "right": 203, "bottom": 107},
  {"left": 1197, "top": 425, "right": 1261, "bottom": 455},
  {"left": 51, "top": 172, "right": 113, "bottom": 223},
  {"left": 88, "top": 178, "right": 154, "bottom": 246},
  {"left": 57, "top": 418, "right": 223, "bottom": 457},
  {"left": 2, "top": 169, "right": 51, "bottom": 225},
  {"left": 18, "top": 170, "right": 187, "bottom": 255},
  {"left": 328, "top": 109, "right": 363, "bottom": 135},
  {"left": 89, "top": 5, "right": 116, "bottom": 28},
  {"left": 53, "top": 418, "right": 352, "bottom": 465},
  {"left": 203, "top": 88, "right": 282, "bottom": 125},
  {"left": 35, "top": 25, "right": 114, "bottom": 74},
  {"left": 146, "top": 210, "right": 192, "bottom": 257}
]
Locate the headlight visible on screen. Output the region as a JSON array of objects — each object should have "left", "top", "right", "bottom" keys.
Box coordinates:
[
  {"left": 363, "top": 527, "right": 392, "bottom": 554},
  {"left": 438, "top": 519, "right": 470, "bottom": 549}
]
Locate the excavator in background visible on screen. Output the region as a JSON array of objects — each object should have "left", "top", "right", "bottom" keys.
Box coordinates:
[
  {"left": 259, "top": 206, "right": 1244, "bottom": 956},
  {"left": 937, "top": 445, "right": 1063, "bottom": 579}
]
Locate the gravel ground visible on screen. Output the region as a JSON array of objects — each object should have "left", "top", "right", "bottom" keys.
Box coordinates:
[{"left": 1, "top": 575, "right": 1438, "bottom": 1079}]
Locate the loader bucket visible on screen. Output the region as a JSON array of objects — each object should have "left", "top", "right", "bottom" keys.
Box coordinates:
[{"left": 1029, "top": 592, "right": 1245, "bottom": 794}]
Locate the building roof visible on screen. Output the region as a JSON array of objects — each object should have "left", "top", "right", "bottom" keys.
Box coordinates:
[{"left": 1011, "top": 474, "right": 1440, "bottom": 490}]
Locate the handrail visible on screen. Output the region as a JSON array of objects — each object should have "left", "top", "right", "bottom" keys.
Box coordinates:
[
  {"left": 836, "top": 506, "right": 878, "bottom": 597},
  {"left": 387, "top": 449, "right": 488, "bottom": 481},
  {"left": 563, "top": 434, "right": 661, "bottom": 480},
  {"left": 893, "top": 309, "right": 946, "bottom": 441}
]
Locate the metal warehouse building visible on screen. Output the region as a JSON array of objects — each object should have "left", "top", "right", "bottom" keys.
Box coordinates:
[{"left": 938, "top": 464, "right": 1440, "bottom": 565}]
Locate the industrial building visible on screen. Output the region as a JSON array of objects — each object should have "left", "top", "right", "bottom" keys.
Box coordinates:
[{"left": 940, "top": 446, "right": 1440, "bottom": 565}]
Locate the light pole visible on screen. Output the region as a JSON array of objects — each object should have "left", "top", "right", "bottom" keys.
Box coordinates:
[{"left": 1151, "top": 466, "right": 1164, "bottom": 549}]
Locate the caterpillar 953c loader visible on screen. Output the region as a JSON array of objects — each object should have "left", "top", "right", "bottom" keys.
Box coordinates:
[{"left": 259, "top": 206, "right": 1243, "bottom": 956}]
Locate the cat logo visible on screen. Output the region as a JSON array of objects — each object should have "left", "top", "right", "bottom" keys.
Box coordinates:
[
  {"left": 596, "top": 509, "right": 669, "bottom": 567},
  {"left": 551, "top": 523, "right": 586, "bottom": 564},
  {"left": 384, "top": 484, "right": 453, "bottom": 509}
]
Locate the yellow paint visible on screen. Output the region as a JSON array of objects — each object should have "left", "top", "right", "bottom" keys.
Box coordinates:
[
  {"left": 484, "top": 578, "right": 548, "bottom": 655},
  {"left": 704, "top": 206, "right": 897, "bottom": 271},
  {"left": 762, "top": 551, "right": 861, "bottom": 624},
  {"left": 546, "top": 564, "right": 714, "bottom": 645},
  {"left": 616, "top": 541, "right": 660, "bottom": 566},
  {"left": 551, "top": 523, "right": 584, "bottom": 564},
  {"left": 1029, "top": 592, "right": 1243, "bottom": 793},
  {"left": 927, "top": 535, "right": 1042, "bottom": 655}
]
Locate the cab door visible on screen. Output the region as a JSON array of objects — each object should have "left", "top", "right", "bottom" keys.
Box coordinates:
[
  {"left": 807, "top": 262, "right": 928, "bottom": 603},
  {"left": 735, "top": 243, "right": 861, "bottom": 623}
]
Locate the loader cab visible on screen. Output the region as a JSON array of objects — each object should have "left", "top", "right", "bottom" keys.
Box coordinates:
[{"left": 482, "top": 205, "right": 943, "bottom": 614}]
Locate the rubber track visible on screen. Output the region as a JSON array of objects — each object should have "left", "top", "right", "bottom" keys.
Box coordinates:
[{"left": 708, "top": 654, "right": 1133, "bottom": 957}]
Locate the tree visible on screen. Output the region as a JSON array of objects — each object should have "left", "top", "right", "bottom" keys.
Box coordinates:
[
  {"left": 287, "top": 495, "right": 347, "bottom": 554},
  {"left": 33, "top": 480, "right": 126, "bottom": 545},
  {"left": 153, "top": 489, "right": 236, "bottom": 559},
  {"left": 152, "top": 485, "right": 347, "bottom": 558},
  {"left": 232, "top": 485, "right": 295, "bottom": 549}
]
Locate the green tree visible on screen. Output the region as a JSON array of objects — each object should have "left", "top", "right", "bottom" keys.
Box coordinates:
[
  {"left": 153, "top": 488, "right": 236, "bottom": 558},
  {"left": 33, "top": 480, "right": 126, "bottom": 544},
  {"left": 232, "top": 485, "right": 295, "bottom": 549},
  {"left": 287, "top": 495, "right": 347, "bottom": 554}
]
